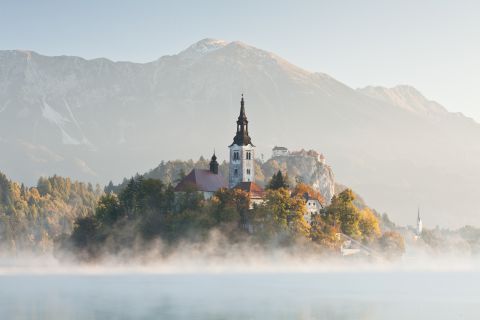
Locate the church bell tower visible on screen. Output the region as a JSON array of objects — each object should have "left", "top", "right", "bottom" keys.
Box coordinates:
[{"left": 229, "top": 95, "right": 255, "bottom": 188}]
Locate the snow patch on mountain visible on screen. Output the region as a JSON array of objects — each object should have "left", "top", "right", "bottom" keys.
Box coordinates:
[
  {"left": 41, "top": 99, "right": 70, "bottom": 126},
  {"left": 178, "top": 38, "right": 227, "bottom": 60},
  {"left": 41, "top": 99, "right": 85, "bottom": 146}
]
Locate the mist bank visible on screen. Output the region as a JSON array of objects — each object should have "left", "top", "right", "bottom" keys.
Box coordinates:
[
  {"left": 2, "top": 236, "right": 480, "bottom": 276},
  {"left": 2, "top": 169, "right": 480, "bottom": 265}
]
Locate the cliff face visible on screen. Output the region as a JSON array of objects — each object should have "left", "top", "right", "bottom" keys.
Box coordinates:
[{"left": 261, "top": 151, "right": 335, "bottom": 204}]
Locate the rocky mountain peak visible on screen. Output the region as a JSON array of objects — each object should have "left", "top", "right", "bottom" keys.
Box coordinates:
[
  {"left": 177, "top": 38, "right": 228, "bottom": 60},
  {"left": 357, "top": 85, "right": 449, "bottom": 118}
]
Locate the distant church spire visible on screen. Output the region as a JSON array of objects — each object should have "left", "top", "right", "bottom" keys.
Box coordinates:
[
  {"left": 231, "top": 94, "right": 253, "bottom": 146},
  {"left": 416, "top": 207, "right": 423, "bottom": 236}
]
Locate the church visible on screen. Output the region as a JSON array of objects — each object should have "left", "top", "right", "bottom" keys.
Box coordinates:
[{"left": 175, "top": 95, "right": 265, "bottom": 203}]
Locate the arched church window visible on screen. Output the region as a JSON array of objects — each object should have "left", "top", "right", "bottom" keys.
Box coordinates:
[{"left": 234, "top": 168, "right": 238, "bottom": 176}]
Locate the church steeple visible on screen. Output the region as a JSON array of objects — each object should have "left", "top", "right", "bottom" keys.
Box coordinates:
[
  {"left": 239, "top": 94, "right": 247, "bottom": 122},
  {"left": 231, "top": 94, "right": 253, "bottom": 146},
  {"left": 228, "top": 94, "right": 255, "bottom": 188},
  {"left": 209, "top": 150, "right": 219, "bottom": 174},
  {"left": 416, "top": 207, "right": 423, "bottom": 236}
]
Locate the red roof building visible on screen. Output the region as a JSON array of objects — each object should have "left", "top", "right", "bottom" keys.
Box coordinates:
[
  {"left": 234, "top": 181, "right": 265, "bottom": 207},
  {"left": 174, "top": 153, "right": 227, "bottom": 199}
]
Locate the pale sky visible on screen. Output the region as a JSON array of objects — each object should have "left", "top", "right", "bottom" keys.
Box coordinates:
[{"left": 2, "top": 0, "right": 479, "bottom": 120}]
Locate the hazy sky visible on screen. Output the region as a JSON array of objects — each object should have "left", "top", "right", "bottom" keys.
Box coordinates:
[{"left": 2, "top": 0, "right": 479, "bottom": 120}]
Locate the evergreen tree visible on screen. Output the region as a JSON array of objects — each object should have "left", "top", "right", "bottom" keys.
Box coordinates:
[{"left": 267, "top": 170, "right": 289, "bottom": 190}]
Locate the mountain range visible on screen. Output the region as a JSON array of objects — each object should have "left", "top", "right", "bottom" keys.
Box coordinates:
[{"left": 0, "top": 38, "right": 479, "bottom": 227}]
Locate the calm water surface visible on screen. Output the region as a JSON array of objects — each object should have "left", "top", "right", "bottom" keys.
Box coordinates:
[{"left": 0, "top": 272, "right": 479, "bottom": 319}]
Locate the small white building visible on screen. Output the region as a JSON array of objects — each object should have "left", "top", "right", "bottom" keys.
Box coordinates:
[
  {"left": 272, "top": 146, "right": 289, "bottom": 158},
  {"left": 301, "top": 193, "right": 323, "bottom": 223}
]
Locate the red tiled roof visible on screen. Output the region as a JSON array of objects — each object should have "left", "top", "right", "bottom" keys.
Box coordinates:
[
  {"left": 175, "top": 169, "right": 227, "bottom": 192},
  {"left": 234, "top": 181, "right": 265, "bottom": 199},
  {"left": 299, "top": 192, "right": 325, "bottom": 206}
]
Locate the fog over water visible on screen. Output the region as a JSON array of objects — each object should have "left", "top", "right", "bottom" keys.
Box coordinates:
[
  {"left": 1, "top": 270, "right": 479, "bottom": 320},
  {"left": 1, "top": 247, "right": 480, "bottom": 320}
]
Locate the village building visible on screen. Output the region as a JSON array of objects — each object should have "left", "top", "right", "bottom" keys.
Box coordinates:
[
  {"left": 234, "top": 181, "right": 265, "bottom": 208},
  {"left": 272, "top": 146, "right": 289, "bottom": 157},
  {"left": 301, "top": 192, "right": 324, "bottom": 223},
  {"left": 174, "top": 152, "right": 227, "bottom": 199}
]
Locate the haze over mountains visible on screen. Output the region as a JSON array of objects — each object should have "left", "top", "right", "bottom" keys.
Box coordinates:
[{"left": 0, "top": 38, "right": 478, "bottom": 227}]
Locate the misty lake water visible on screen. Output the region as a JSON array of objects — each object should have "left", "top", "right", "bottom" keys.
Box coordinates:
[{"left": 1, "top": 272, "right": 479, "bottom": 320}]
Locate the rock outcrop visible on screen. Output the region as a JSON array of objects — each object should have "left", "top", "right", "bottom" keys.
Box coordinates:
[{"left": 262, "top": 149, "right": 335, "bottom": 204}]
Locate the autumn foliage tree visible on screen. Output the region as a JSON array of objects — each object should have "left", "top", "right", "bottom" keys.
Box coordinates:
[
  {"left": 292, "top": 183, "right": 325, "bottom": 205},
  {"left": 322, "top": 189, "right": 381, "bottom": 244},
  {"left": 359, "top": 208, "right": 381, "bottom": 242},
  {"left": 0, "top": 172, "right": 101, "bottom": 254},
  {"left": 310, "top": 214, "right": 340, "bottom": 249},
  {"left": 323, "top": 189, "right": 361, "bottom": 239},
  {"left": 211, "top": 188, "right": 250, "bottom": 229},
  {"left": 251, "top": 188, "right": 310, "bottom": 243},
  {"left": 379, "top": 231, "right": 405, "bottom": 258}
]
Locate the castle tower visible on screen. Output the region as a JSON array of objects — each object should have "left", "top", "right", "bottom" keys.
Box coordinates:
[{"left": 229, "top": 95, "right": 255, "bottom": 188}]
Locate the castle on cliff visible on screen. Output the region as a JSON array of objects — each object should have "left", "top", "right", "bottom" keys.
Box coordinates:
[{"left": 272, "top": 146, "right": 326, "bottom": 165}]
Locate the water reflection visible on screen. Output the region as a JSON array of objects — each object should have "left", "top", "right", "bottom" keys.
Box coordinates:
[{"left": 1, "top": 272, "right": 479, "bottom": 320}]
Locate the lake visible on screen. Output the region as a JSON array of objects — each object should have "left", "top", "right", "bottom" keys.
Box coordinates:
[{"left": 1, "top": 271, "right": 479, "bottom": 319}]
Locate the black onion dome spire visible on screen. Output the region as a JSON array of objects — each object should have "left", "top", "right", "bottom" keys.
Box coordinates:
[
  {"left": 209, "top": 150, "right": 219, "bottom": 174},
  {"left": 230, "top": 94, "right": 253, "bottom": 146}
]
